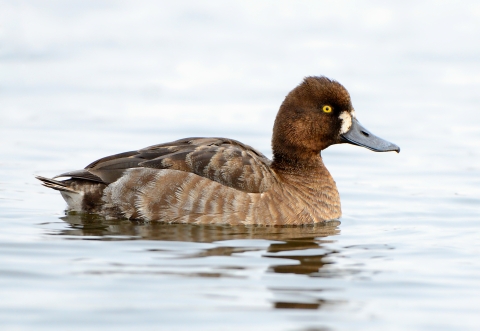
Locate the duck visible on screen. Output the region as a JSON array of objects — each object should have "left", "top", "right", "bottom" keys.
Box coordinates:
[{"left": 36, "top": 76, "right": 399, "bottom": 226}]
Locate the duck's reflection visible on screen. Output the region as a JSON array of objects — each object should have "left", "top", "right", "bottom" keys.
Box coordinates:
[
  {"left": 55, "top": 212, "right": 342, "bottom": 310},
  {"left": 265, "top": 239, "right": 334, "bottom": 275},
  {"left": 57, "top": 212, "right": 340, "bottom": 242}
]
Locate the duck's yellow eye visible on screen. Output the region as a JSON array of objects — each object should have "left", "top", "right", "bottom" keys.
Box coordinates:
[{"left": 322, "top": 105, "right": 332, "bottom": 113}]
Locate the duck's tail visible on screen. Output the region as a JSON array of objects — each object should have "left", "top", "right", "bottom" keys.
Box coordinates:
[
  {"left": 36, "top": 175, "right": 107, "bottom": 213},
  {"left": 35, "top": 176, "right": 78, "bottom": 194}
]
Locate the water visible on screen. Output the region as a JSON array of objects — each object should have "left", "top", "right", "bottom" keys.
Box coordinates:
[{"left": 1, "top": 1, "right": 480, "bottom": 330}]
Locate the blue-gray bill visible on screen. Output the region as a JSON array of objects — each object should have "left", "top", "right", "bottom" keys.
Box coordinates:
[{"left": 341, "top": 118, "right": 400, "bottom": 153}]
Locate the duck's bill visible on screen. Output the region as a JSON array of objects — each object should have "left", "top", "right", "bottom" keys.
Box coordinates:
[{"left": 341, "top": 118, "right": 400, "bottom": 153}]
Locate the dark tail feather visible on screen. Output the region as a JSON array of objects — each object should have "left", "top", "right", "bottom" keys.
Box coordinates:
[
  {"left": 53, "top": 169, "right": 105, "bottom": 183},
  {"left": 35, "top": 176, "right": 78, "bottom": 194}
]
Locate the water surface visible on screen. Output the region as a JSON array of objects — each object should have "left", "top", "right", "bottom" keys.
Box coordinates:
[{"left": 1, "top": 1, "right": 480, "bottom": 330}]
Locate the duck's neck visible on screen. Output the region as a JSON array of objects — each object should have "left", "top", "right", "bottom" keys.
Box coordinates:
[
  {"left": 272, "top": 150, "right": 327, "bottom": 176},
  {"left": 272, "top": 150, "right": 338, "bottom": 193}
]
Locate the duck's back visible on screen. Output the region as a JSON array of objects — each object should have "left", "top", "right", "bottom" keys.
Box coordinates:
[{"left": 61, "top": 137, "right": 276, "bottom": 192}]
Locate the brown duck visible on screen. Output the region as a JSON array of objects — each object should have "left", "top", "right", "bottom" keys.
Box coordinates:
[{"left": 37, "top": 76, "right": 399, "bottom": 225}]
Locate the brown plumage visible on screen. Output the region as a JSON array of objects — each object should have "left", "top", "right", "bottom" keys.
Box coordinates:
[{"left": 36, "top": 76, "right": 399, "bottom": 225}]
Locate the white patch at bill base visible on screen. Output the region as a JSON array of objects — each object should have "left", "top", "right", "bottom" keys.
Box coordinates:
[{"left": 339, "top": 111, "right": 353, "bottom": 134}]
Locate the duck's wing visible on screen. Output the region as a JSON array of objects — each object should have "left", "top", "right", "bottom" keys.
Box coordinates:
[{"left": 56, "top": 137, "right": 276, "bottom": 193}]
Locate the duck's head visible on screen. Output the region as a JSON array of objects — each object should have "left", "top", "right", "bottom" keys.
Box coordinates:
[{"left": 272, "top": 76, "right": 399, "bottom": 165}]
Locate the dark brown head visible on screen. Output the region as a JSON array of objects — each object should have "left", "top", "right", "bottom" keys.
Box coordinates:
[{"left": 272, "top": 76, "right": 399, "bottom": 170}]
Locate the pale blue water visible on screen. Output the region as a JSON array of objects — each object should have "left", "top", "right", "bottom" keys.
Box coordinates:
[{"left": 1, "top": 1, "right": 480, "bottom": 330}]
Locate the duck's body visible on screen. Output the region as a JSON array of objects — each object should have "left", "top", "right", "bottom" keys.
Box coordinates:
[{"left": 37, "top": 76, "right": 399, "bottom": 225}]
